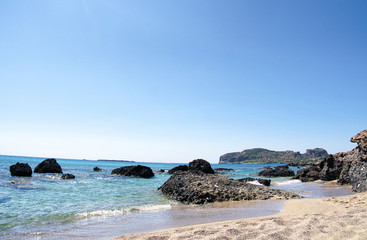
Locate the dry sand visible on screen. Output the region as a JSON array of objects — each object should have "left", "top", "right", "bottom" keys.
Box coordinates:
[{"left": 112, "top": 192, "right": 367, "bottom": 240}]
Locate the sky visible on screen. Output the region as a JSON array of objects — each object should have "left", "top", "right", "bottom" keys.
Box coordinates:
[{"left": 0, "top": 0, "right": 366, "bottom": 163}]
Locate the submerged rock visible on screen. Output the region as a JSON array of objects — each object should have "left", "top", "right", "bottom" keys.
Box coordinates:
[
  {"left": 237, "top": 177, "right": 271, "bottom": 186},
  {"left": 258, "top": 165, "right": 295, "bottom": 177},
  {"left": 61, "top": 173, "right": 75, "bottom": 179},
  {"left": 34, "top": 159, "right": 63, "bottom": 174},
  {"left": 214, "top": 168, "right": 234, "bottom": 172},
  {"left": 93, "top": 167, "right": 102, "bottom": 171},
  {"left": 159, "top": 171, "right": 299, "bottom": 204},
  {"left": 111, "top": 165, "right": 154, "bottom": 178},
  {"left": 10, "top": 162, "right": 32, "bottom": 177},
  {"left": 168, "top": 165, "right": 188, "bottom": 174}
]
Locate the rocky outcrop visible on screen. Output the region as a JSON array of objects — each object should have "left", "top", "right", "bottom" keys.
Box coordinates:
[
  {"left": 10, "top": 163, "right": 32, "bottom": 177},
  {"left": 258, "top": 165, "right": 295, "bottom": 177},
  {"left": 168, "top": 165, "right": 188, "bottom": 174},
  {"left": 159, "top": 171, "right": 299, "bottom": 204},
  {"left": 219, "top": 148, "right": 328, "bottom": 164},
  {"left": 111, "top": 165, "right": 154, "bottom": 178},
  {"left": 34, "top": 159, "right": 63, "bottom": 174},
  {"left": 188, "top": 159, "right": 215, "bottom": 174},
  {"left": 293, "top": 129, "right": 367, "bottom": 192},
  {"left": 237, "top": 177, "right": 271, "bottom": 186},
  {"left": 61, "top": 173, "right": 75, "bottom": 179}
]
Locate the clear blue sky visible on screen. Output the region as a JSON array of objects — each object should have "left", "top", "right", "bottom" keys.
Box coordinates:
[{"left": 1, "top": 0, "right": 366, "bottom": 163}]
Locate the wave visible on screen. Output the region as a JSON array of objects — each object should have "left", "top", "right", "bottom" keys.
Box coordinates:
[
  {"left": 272, "top": 179, "right": 301, "bottom": 186},
  {"left": 78, "top": 204, "right": 172, "bottom": 219}
]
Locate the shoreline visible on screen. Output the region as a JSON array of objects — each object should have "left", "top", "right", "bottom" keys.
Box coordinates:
[{"left": 113, "top": 190, "right": 367, "bottom": 240}]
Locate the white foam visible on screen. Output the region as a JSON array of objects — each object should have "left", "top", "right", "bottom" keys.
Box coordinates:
[
  {"left": 246, "top": 180, "right": 262, "bottom": 186},
  {"left": 78, "top": 204, "right": 172, "bottom": 218},
  {"left": 272, "top": 179, "right": 301, "bottom": 186}
]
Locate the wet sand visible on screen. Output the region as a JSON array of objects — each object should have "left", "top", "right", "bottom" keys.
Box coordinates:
[{"left": 113, "top": 190, "right": 367, "bottom": 240}]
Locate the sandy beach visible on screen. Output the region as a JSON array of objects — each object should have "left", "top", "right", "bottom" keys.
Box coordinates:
[{"left": 113, "top": 191, "right": 367, "bottom": 240}]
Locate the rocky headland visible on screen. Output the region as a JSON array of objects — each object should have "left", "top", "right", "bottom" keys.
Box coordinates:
[
  {"left": 293, "top": 129, "right": 367, "bottom": 192},
  {"left": 219, "top": 148, "right": 328, "bottom": 164},
  {"left": 159, "top": 159, "right": 299, "bottom": 204}
]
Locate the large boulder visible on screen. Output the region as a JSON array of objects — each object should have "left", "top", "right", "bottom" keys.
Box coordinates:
[
  {"left": 34, "top": 159, "right": 63, "bottom": 173},
  {"left": 293, "top": 164, "right": 321, "bottom": 182},
  {"left": 188, "top": 159, "right": 215, "bottom": 174},
  {"left": 111, "top": 165, "right": 154, "bottom": 178},
  {"left": 349, "top": 161, "right": 367, "bottom": 192},
  {"left": 258, "top": 165, "right": 295, "bottom": 177},
  {"left": 158, "top": 171, "right": 299, "bottom": 204},
  {"left": 168, "top": 165, "right": 188, "bottom": 174},
  {"left": 10, "top": 162, "right": 32, "bottom": 177}
]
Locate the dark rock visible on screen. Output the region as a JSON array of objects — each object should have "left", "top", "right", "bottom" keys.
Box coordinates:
[
  {"left": 10, "top": 162, "right": 32, "bottom": 177},
  {"left": 111, "top": 165, "right": 154, "bottom": 178},
  {"left": 214, "top": 168, "right": 234, "bottom": 172},
  {"left": 188, "top": 159, "right": 214, "bottom": 174},
  {"left": 158, "top": 171, "right": 299, "bottom": 204},
  {"left": 258, "top": 165, "right": 295, "bottom": 177},
  {"left": 349, "top": 161, "right": 367, "bottom": 192},
  {"left": 351, "top": 129, "right": 367, "bottom": 152},
  {"left": 293, "top": 165, "right": 321, "bottom": 182},
  {"left": 168, "top": 165, "right": 188, "bottom": 174},
  {"left": 157, "top": 169, "right": 166, "bottom": 173},
  {"left": 34, "top": 159, "right": 63, "bottom": 174},
  {"left": 319, "top": 155, "right": 343, "bottom": 181},
  {"left": 61, "top": 173, "right": 75, "bottom": 179},
  {"left": 93, "top": 167, "right": 102, "bottom": 171},
  {"left": 237, "top": 177, "right": 271, "bottom": 186}
]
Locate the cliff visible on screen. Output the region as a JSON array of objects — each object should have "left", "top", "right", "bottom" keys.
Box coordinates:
[{"left": 219, "top": 148, "right": 328, "bottom": 164}]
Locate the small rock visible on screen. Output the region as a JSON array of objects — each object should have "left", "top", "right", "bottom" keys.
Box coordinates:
[
  {"left": 111, "top": 165, "right": 154, "bottom": 178},
  {"left": 61, "top": 173, "right": 75, "bottom": 179},
  {"left": 34, "top": 159, "right": 63, "bottom": 174},
  {"left": 93, "top": 167, "right": 102, "bottom": 171}
]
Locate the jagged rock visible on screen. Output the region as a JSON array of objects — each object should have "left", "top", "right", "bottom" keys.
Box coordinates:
[
  {"left": 168, "top": 165, "right": 188, "bottom": 174},
  {"left": 258, "top": 165, "right": 295, "bottom": 177},
  {"left": 237, "top": 177, "right": 271, "bottom": 186},
  {"left": 93, "top": 167, "right": 102, "bottom": 171},
  {"left": 188, "top": 159, "right": 214, "bottom": 174},
  {"left": 293, "top": 130, "right": 367, "bottom": 193},
  {"left": 61, "top": 173, "right": 75, "bottom": 179},
  {"left": 111, "top": 165, "right": 154, "bottom": 178},
  {"left": 158, "top": 171, "right": 299, "bottom": 204},
  {"left": 10, "top": 163, "right": 32, "bottom": 177},
  {"left": 34, "top": 159, "right": 63, "bottom": 174},
  {"left": 351, "top": 129, "right": 367, "bottom": 152}
]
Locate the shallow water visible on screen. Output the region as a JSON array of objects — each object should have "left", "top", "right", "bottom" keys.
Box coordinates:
[{"left": 0, "top": 155, "right": 354, "bottom": 239}]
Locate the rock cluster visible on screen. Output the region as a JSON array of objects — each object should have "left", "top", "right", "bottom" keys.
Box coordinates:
[
  {"left": 258, "top": 165, "right": 295, "bottom": 177},
  {"left": 10, "top": 162, "right": 32, "bottom": 177},
  {"left": 159, "top": 159, "right": 299, "bottom": 204},
  {"left": 111, "top": 165, "right": 154, "bottom": 178},
  {"left": 293, "top": 129, "right": 367, "bottom": 192},
  {"left": 34, "top": 158, "right": 63, "bottom": 173}
]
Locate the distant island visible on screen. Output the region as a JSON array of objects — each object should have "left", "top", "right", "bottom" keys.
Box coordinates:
[
  {"left": 219, "top": 148, "right": 328, "bottom": 164},
  {"left": 97, "top": 159, "right": 135, "bottom": 162}
]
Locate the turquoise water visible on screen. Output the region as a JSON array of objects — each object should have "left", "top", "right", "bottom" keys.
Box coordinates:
[{"left": 0, "top": 155, "right": 352, "bottom": 239}]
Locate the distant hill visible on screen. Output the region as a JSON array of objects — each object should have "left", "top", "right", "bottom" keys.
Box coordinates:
[{"left": 219, "top": 148, "right": 328, "bottom": 164}]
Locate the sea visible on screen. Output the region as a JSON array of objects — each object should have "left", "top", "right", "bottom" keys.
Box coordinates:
[{"left": 0, "top": 155, "right": 353, "bottom": 239}]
